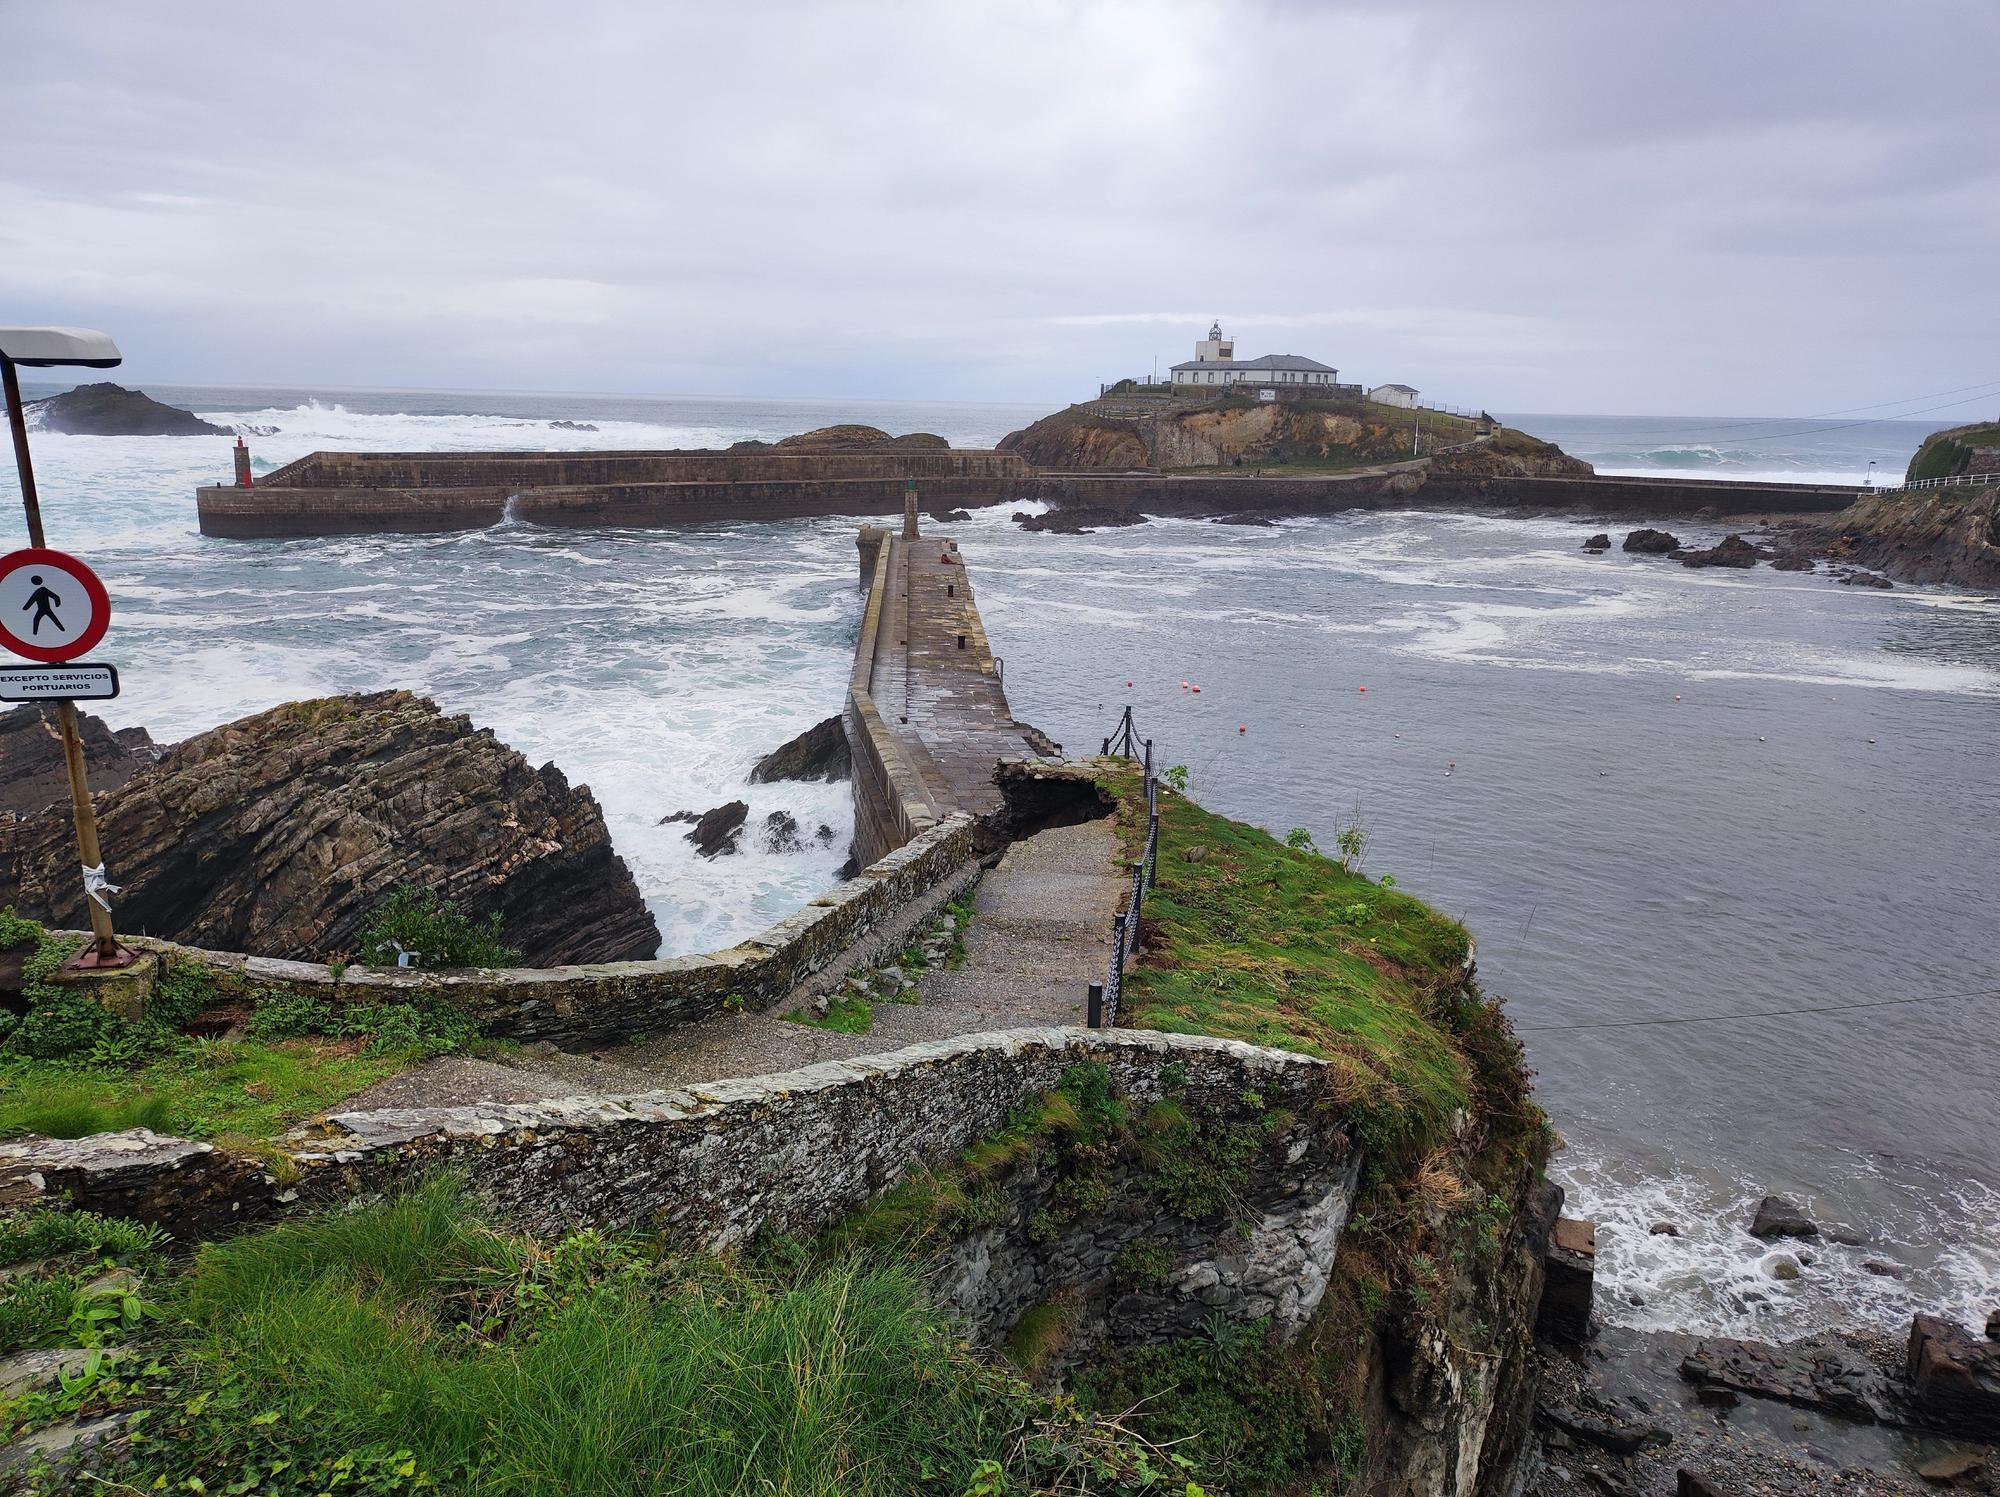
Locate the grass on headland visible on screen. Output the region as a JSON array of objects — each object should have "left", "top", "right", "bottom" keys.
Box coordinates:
[
  {"left": 0, "top": 910, "right": 495, "bottom": 1145},
  {"left": 1097, "top": 765, "right": 1520, "bottom": 1164},
  {"left": 0, "top": 1178, "right": 1209, "bottom": 1496}
]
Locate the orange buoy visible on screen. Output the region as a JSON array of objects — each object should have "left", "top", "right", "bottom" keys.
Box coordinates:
[
  {"left": 1126, "top": 680, "right": 1133, "bottom": 688},
  {"left": 1238, "top": 725, "right": 1246, "bottom": 733},
  {"left": 1191, "top": 685, "right": 1202, "bottom": 693},
  {"left": 1359, "top": 685, "right": 1367, "bottom": 693}
]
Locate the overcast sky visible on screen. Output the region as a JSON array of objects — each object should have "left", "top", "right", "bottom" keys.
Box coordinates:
[{"left": 3, "top": 1, "right": 1996, "bottom": 415}]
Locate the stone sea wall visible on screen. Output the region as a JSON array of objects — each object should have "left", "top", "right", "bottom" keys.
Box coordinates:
[
  {"left": 845, "top": 533, "right": 950, "bottom": 867},
  {"left": 102, "top": 812, "right": 976, "bottom": 1049}
]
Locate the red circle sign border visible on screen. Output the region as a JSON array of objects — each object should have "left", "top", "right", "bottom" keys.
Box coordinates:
[{"left": 0, "top": 548, "right": 112, "bottom": 664}]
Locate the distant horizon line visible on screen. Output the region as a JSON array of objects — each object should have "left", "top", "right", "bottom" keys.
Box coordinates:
[{"left": 9, "top": 373, "right": 1965, "bottom": 428}]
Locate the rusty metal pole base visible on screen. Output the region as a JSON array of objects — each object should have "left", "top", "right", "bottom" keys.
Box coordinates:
[{"left": 62, "top": 942, "right": 143, "bottom": 972}]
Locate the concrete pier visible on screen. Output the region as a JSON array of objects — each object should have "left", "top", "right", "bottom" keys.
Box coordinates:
[{"left": 844, "top": 521, "right": 1049, "bottom": 867}]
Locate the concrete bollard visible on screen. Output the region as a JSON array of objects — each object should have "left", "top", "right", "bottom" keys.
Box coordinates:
[{"left": 51, "top": 951, "right": 159, "bottom": 1023}]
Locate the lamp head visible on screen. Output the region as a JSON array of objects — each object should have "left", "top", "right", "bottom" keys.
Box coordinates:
[{"left": 0, "top": 327, "right": 122, "bottom": 369}]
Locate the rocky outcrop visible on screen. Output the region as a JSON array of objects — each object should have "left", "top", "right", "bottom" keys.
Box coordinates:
[
  {"left": 0, "top": 691, "right": 658, "bottom": 966},
  {"left": 683, "top": 800, "right": 748, "bottom": 858},
  {"left": 749, "top": 716, "right": 851, "bottom": 784},
  {"left": 1427, "top": 429, "right": 1594, "bottom": 479},
  {"left": 1904, "top": 421, "right": 2000, "bottom": 484},
  {"left": 22, "top": 383, "right": 231, "bottom": 436},
  {"left": 0, "top": 706, "right": 158, "bottom": 817},
  {"left": 1801, "top": 483, "right": 2000, "bottom": 587},
  {"left": 1676, "top": 534, "right": 1762, "bottom": 568},
  {"left": 1582, "top": 533, "right": 1611, "bottom": 551},
  {"left": 1749, "top": 1194, "right": 1818, "bottom": 1239},
  {"left": 1909, "top": 1315, "right": 2000, "bottom": 1441},
  {"left": 1623, "top": 528, "right": 1681, "bottom": 554},
  {"left": 1012, "top": 505, "right": 1146, "bottom": 534},
  {"left": 998, "top": 409, "right": 1150, "bottom": 470}
]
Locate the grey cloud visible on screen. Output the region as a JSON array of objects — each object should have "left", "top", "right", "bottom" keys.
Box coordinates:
[{"left": 1, "top": 0, "right": 1994, "bottom": 414}]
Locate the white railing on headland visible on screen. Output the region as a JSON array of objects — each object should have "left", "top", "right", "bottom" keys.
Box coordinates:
[{"left": 1875, "top": 471, "right": 2000, "bottom": 495}]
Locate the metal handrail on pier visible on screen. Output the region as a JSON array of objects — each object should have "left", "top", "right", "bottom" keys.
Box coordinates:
[
  {"left": 1875, "top": 471, "right": 2000, "bottom": 495},
  {"left": 1086, "top": 709, "right": 1160, "bottom": 1031}
]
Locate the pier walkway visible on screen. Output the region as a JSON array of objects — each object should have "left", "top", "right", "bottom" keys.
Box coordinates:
[{"left": 342, "top": 522, "right": 1111, "bottom": 1111}]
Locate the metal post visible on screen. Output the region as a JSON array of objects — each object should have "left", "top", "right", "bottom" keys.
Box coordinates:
[
  {"left": 1143, "top": 737, "right": 1152, "bottom": 780},
  {"left": 1086, "top": 981, "right": 1103, "bottom": 1029},
  {"left": 2, "top": 356, "right": 127, "bottom": 967}
]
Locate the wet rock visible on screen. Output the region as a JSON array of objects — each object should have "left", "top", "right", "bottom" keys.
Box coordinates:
[
  {"left": 763, "top": 810, "right": 805, "bottom": 854},
  {"left": 1582, "top": 532, "right": 1612, "bottom": 550},
  {"left": 749, "top": 716, "right": 851, "bottom": 784},
  {"left": 1987, "top": 1309, "right": 1999, "bottom": 1341},
  {"left": 1541, "top": 1397, "right": 1670, "bottom": 1456},
  {"left": 1215, "top": 512, "right": 1279, "bottom": 527},
  {"left": 1623, "top": 528, "right": 1682, "bottom": 554},
  {"left": 1863, "top": 1260, "right": 1906, "bottom": 1279},
  {"left": 1650, "top": 1221, "right": 1681, "bottom": 1236},
  {"left": 657, "top": 810, "right": 698, "bottom": 825},
  {"left": 23, "top": 382, "right": 230, "bottom": 436},
  {"left": 684, "top": 801, "right": 748, "bottom": 859},
  {"left": 1828, "top": 1229, "right": 1868, "bottom": 1247},
  {"left": 1750, "top": 1195, "right": 1818, "bottom": 1240},
  {"left": 547, "top": 420, "right": 598, "bottom": 431},
  {"left": 1838, "top": 569, "right": 1894, "bottom": 589},
  {"left": 1771, "top": 553, "right": 1816, "bottom": 572},
  {"left": 815, "top": 823, "right": 836, "bottom": 845},
  {"left": 1917, "top": 1449, "right": 1988, "bottom": 1486},
  {"left": 0, "top": 691, "right": 658, "bottom": 966},
  {"left": 1679, "top": 1332, "right": 1894, "bottom": 1423},
  {"left": 1677, "top": 534, "right": 1762, "bottom": 569},
  {"left": 929, "top": 508, "right": 974, "bottom": 522},
  {"left": 1908, "top": 1315, "right": 2000, "bottom": 1441},
  {"left": 1771, "top": 1258, "right": 1802, "bottom": 1281},
  {"left": 1013, "top": 504, "right": 1146, "bottom": 535},
  {"left": 0, "top": 705, "right": 159, "bottom": 818},
  {"left": 1676, "top": 1470, "right": 1729, "bottom": 1497}
]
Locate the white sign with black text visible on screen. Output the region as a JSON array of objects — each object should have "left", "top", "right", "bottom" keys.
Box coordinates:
[{"left": 0, "top": 662, "right": 120, "bottom": 702}]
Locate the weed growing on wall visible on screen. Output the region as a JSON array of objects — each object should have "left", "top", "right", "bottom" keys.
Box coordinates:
[{"left": 358, "top": 884, "right": 519, "bottom": 969}]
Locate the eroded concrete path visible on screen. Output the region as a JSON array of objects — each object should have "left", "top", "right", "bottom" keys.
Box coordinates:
[{"left": 342, "top": 818, "right": 1124, "bottom": 1109}]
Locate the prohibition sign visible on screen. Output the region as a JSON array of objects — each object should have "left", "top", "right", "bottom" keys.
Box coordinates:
[{"left": 0, "top": 548, "right": 112, "bottom": 664}]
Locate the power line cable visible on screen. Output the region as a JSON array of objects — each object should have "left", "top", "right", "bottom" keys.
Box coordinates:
[
  {"left": 1517, "top": 985, "right": 1999, "bottom": 1033},
  {"left": 1552, "top": 378, "right": 2000, "bottom": 446}
]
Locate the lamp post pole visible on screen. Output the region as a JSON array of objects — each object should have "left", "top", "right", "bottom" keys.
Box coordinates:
[{"left": 1, "top": 354, "right": 130, "bottom": 967}]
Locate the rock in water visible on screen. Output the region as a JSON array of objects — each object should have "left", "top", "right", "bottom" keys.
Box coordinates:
[
  {"left": 1013, "top": 505, "right": 1146, "bottom": 534},
  {"left": 1908, "top": 1314, "right": 2000, "bottom": 1441},
  {"left": 1678, "top": 534, "right": 1762, "bottom": 568},
  {"left": 0, "top": 692, "right": 658, "bottom": 966},
  {"left": 749, "top": 716, "right": 851, "bottom": 784},
  {"left": 1582, "top": 532, "right": 1611, "bottom": 550},
  {"left": 762, "top": 811, "right": 804, "bottom": 854},
  {"left": 1749, "top": 1194, "right": 1818, "bottom": 1239},
  {"left": 1622, "top": 528, "right": 1682, "bottom": 554},
  {"left": 0, "top": 706, "right": 159, "bottom": 818},
  {"left": 23, "top": 382, "right": 231, "bottom": 436},
  {"left": 684, "top": 801, "right": 748, "bottom": 858}
]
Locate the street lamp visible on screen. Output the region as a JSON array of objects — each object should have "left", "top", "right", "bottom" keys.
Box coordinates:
[
  {"left": 0, "top": 326, "right": 136, "bottom": 969},
  {"left": 1865, "top": 459, "right": 1877, "bottom": 488}
]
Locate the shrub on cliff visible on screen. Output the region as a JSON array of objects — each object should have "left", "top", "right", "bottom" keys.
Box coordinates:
[{"left": 359, "top": 884, "right": 519, "bottom": 969}]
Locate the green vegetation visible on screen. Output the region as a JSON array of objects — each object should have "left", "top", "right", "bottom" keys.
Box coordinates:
[
  {"left": 359, "top": 883, "right": 520, "bottom": 969},
  {"left": 1099, "top": 768, "right": 1485, "bottom": 1160},
  {"left": 0, "top": 1206, "right": 165, "bottom": 1360},
  {"left": 0, "top": 910, "right": 489, "bottom": 1144},
  {"left": 783, "top": 992, "right": 875, "bottom": 1033},
  {"left": 1908, "top": 422, "right": 2000, "bottom": 482},
  {"left": 0, "top": 1179, "right": 1206, "bottom": 1496}
]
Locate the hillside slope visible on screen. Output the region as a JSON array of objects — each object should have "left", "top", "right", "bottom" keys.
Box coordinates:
[
  {"left": 1905, "top": 420, "right": 2000, "bottom": 483},
  {"left": 1816, "top": 480, "right": 2000, "bottom": 587}
]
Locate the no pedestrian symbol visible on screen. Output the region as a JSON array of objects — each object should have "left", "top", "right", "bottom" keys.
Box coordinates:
[{"left": 0, "top": 547, "right": 112, "bottom": 664}]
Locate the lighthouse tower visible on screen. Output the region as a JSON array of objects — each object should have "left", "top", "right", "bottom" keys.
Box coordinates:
[{"left": 1194, "top": 320, "right": 1234, "bottom": 363}]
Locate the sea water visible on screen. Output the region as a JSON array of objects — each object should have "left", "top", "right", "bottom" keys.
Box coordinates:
[{"left": 9, "top": 381, "right": 1995, "bottom": 1339}]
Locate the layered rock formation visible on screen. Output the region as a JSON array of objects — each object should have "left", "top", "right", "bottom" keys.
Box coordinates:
[
  {"left": 0, "top": 692, "right": 658, "bottom": 966},
  {"left": 0, "top": 706, "right": 158, "bottom": 817},
  {"left": 23, "top": 383, "right": 231, "bottom": 436},
  {"left": 1427, "top": 428, "right": 1594, "bottom": 478},
  {"left": 1804, "top": 482, "right": 2000, "bottom": 588},
  {"left": 1904, "top": 420, "right": 2000, "bottom": 484}
]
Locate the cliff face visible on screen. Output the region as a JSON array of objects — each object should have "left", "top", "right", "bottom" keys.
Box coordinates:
[
  {"left": 1814, "top": 482, "right": 2000, "bottom": 587},
  {"left": 0, "top": 691, "right": 660, "bottom": 965},
  {"left": 1904, "top": 420, "right": 2000, "bottom": 483}
]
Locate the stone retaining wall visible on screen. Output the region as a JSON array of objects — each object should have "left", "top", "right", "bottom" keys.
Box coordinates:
[{"left": 116, "top": 814, "right": 976, "bottom": 1049}]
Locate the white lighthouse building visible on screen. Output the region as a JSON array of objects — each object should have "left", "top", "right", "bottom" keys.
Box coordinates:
[{"left": 1170, "top": 320, "right": 1341, "bottom": 393}]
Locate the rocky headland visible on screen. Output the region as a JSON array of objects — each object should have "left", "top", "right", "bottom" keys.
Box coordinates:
[
  {"left": 21, "top": 382, "right": 232, "bottom": 436},
  {"left": 998, "top": 392, "right": 1585, "bottom": 478},
  {"left": 0, "top": 691, "right": 659, "bottom": 965}
]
